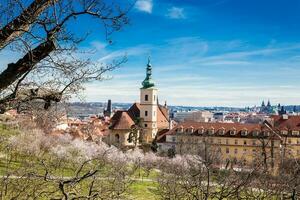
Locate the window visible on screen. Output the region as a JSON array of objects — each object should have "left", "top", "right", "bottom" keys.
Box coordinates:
[
  {"left": 297, "top": 139, "right": 300, "bottom": 144},
  {"left": 145, "top": 111, "right": 148, "bottom": 116},
  {"left": 252, "top": 140, "right": 256, "bottom": 146},
  {"left": 288, "top": 139, "right": 292, "bottom": 144},
  {"left": 234, "top": 148, "right": 238, "bottom": 154},
  {"left": 199, "top": 127, "right": 205, "bottom": 134},
  {"left": 226, "top": 148, "right": 230, "bottom": 154},
  {"left": 234, "top": 140, "right": 238, "bottom": 145},
  {"left": 226, "top": 139, "right": 229, "bottom": 145},
  {"left": 218, "top": 139, "right": 221, "bottom": 144},
  {"left": 281, "top": 130, "right": 288, "bottom": 135},
  {"left": 244, "top": 140, "right": 247, "bottom": 145},
  {"left": 219, "top": 128, "right": 226, "bottom": 135},
  {"left": 241, "top": 129, "right": 248, "bottom": 136},
  {"left": 177, "top": 126, "right": 184, "bottom": 133},
  {"left": 253, "top": 130, "right": 259, "bottom": 137},
  {"left": 208, "top": 128, "right": 215, "bottom": 135},
  {"left": 264, "top": 131, "right": 270, "bottom": 136},
  {"left": 144, "top": 124, "right": 148, "bottom": 128},
  {"left": 145, "top": 95, "right": 148, "bottom": 101},
  {"left": 188, "top": 127, "right": 194, "bottom": 134},
  {"left": 243, "top": 148, "right": 247, "bottom": 153},
  {"left": 115, "top": 134, "right": 120, "bottom": 143},
  {"left": 292, "top": 131, "right": 299, "bottom": 136},
  {"left": 172, "top": 137, "right": 176, "bottom": 142},
  {"left": 230, "top": 128, "right": 237, "bottom": 135},
  {"left": 252, "top": 149, "right": 256, "bottom": 153}
]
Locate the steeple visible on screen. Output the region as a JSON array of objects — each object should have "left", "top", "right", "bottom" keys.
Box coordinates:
[
  {"left": 261, "top": 100, "right": 265, "bottom": 107},
  {"left": 267, "top": 99, "right": 271, "bottom": 107},
  {"left": 279, "top": 106, "right": 287, "bottom": 115},
  {"left": 141, "top": 57, "right": 155, "bottom": 89}
]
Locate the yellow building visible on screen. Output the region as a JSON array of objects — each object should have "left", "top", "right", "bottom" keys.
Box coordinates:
[{"left": 158, "top": 115, "right": 300, "bottom": 169}]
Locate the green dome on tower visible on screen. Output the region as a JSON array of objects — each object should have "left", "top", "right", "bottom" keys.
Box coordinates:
[{"left": 141, "top": 57, "right": 155, "bottom": 89}]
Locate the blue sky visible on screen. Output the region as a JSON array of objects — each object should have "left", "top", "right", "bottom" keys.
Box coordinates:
[
  {"left": 3, "top": 0, "right": 300, "bottom": 107},
  {"left": 80, "top": 0, "right": 300, "bottom": 107}
]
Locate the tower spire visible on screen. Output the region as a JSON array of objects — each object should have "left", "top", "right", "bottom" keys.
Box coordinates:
[
  {"left": 148, "top": 55, "right": 151, "bottom": 66},
  {"left": 142, "top": 57, "right": 155, "bottom": 89}
]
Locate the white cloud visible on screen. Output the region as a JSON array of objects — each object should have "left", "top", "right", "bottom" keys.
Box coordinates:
[
  {"left": 135, "top": 0, "right": 153, "bottom": 13},
  {"left": 90, "top": 41, "right": 107, "bottom": 51},
  {"left": 97, "top": 44, "right": 151, "bottom": 62},
  {"left": 78, "top": 38, "right": 300, "bottom": 107},
  {"left": 166, "top": 7, "right": 185, "bottom": 19}
]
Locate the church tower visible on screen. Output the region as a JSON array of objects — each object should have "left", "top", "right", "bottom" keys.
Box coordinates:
[{"left": 140, "top": 58, "right": 158, "bottom": 143}]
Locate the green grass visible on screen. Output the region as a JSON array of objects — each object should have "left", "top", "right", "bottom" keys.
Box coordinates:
[
  {"left": 129, "top": 180, "right": 159, "bottom": 200},
  {"left": 133, "top": 168, "right": 160, "bottom": 179},
  {"left": 0, "top": 123, "right": 19, "bottom": 137}
]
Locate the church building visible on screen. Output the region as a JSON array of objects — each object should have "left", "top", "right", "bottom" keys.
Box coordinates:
[{"left": 108, "top": 59, "right": 169, "bottom": 147}]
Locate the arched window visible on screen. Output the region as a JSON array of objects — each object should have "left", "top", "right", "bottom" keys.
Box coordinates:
[
  {"left": 241, "top": 128, "right": 248, "bottom": 136},
  {"left": 198, "top": 126, "right": 205, "bottom": 134},
  {"left": 208, "top": 127, "right": 215, "bottom": 135},
  {"left": 115, "top": 134, "right": 120, "bottom": 143},
  {"left": 219, "top": 127, "right": 226, "bottom": 135},
  {"left": 177, "top": 126, "right": 184, "bottom": 133},
  {"left": 252, "top": 129, "right": 259, "bottom": 136},
  {"left": 187, "top": 126, "right": 194, "bottom": 134},
  {"left": 230, "top": 128, "right": 237, "bottom": 135}
]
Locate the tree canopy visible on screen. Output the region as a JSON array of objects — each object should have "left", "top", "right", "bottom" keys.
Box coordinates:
[{"left": 0, "top": 0, "right": 131, "bottom": 113}]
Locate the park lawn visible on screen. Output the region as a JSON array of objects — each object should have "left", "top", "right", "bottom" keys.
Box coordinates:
[{"left": 129, "top": 180, "right": 159, "bottom": 200}]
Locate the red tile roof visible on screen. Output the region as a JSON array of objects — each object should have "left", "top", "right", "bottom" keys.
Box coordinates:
[
  {"left": 164, "top": 121, "right": 279, "bottom": 139},
  {"left": 156, "top": 129, "right": 170, "bottom": 143},
  {"left": 272, "top": 115, "right": 300, "bottom": 131},
  {"left": 110, "top": 111, "right": 135, "bottom": 130},
  {"left": 127, "top": 103, "right": 140, "bottom": 120}
]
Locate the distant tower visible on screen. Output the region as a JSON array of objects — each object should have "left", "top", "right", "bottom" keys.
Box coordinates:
[
  {"left": 104, "top": 99, "right": 112, "bottom": 117},
  {"left": 266, "top": 99, "right": 272, "bottom": 114},
  {"left": 140, "top": 57, "right": 158, "bottom": 143},
  {"left": 260, "top": 100, "right": 266, "bottom": 113},
  {"left": 279, "top": 106, "right": 287, "bottom": 115},
  {"left": 293, "top": 105, "right": 297, "bottom": 113},
  {"left": 261, "top": 100, "right": 265, "bottom": 107},
  {"left": 267, "top": 99, "right": 271, "bottom": 108}
]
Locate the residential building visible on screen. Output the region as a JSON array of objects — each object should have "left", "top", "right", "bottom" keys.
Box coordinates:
[{"left": 157, "top": 115, "right": 300, "bottom": 168}]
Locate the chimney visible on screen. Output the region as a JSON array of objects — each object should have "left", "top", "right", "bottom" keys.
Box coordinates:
[{"left": 169, "top": 120, "right": 173, "bottom": 130}]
